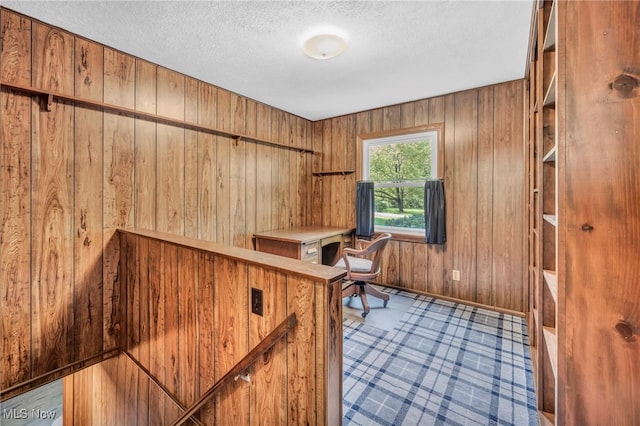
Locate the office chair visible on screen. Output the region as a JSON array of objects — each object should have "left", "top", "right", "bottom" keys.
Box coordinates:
[{"left": 334, "top": 233, "right": 392, "bottom": 318}]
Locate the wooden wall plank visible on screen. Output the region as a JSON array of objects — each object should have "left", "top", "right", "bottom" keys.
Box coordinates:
[
  {"left": 197, "top": 253, "right": 215, "bottom": 424},
  {"left": 134, "top": 60, "right": 157, "bottom": 230},
  {"left": 197, "top": 83, "right": 217, "bottom": 241},
  {"left": 1, "top": 9, "right": 33, "bottom": 390},
  {"left": 287, "top": 276, "right": 317, "bottom": 424},
  {"left": 156, "top": 68, "right": 185, "bottom": 235},
  {"left": 476, "top": 86, "right": 495, "bottom": 306},
  {"left": 255, "top": 103, "right": 272, "bottom": 233},
  {"left": 442, "top": 94, "right": 456, "bottom": 298},
  {"left": 31, "top": 21, "right": 75, "bottom": 375},
  {"left": 451, "top": 90, "right": 478, "bottom": 301},
  {"left": 214, "top": 257, "right": 249, "bottom": 424},
  {"left": 184, "top": 77, "right": 200, "bottom": 239},
  {"left": 244, "top": 100, "right": 258, "bottom": 247},
  {"left": 178, "top": 248, "right": 198, "bottom": 407},
  {"left": 492, "top": 82, "right": 524, "bottom": 312},
  {"left": 216, "top": 89, "right": 232, "bottom": 244},
  {"left": 147, "top": 239, "right": 165, "bottom": 425},
  {"left": 162, "top": 242, "right": 180, "bottom": 422},
  {"left": 0, "top": 10, "right": 31, "bottom": 83},
  {"left": 426, "top": 96, "right": 446, "bottom": 295},
  {"left": 103, "top": 47, "right": 134, "bottom": 232},
  {"left": 249, "top": 267, "right": 287, "bottom": 425},
  {"left": 73, "top": 37, "right": 104, "bottom": 360},
  {"left": 230, "top": 93, "right": 246, "bottom": 247}
]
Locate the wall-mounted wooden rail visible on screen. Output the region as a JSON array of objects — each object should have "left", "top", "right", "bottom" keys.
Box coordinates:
[
  {"left": 0, "top": 348, "right": 120, "bottom": 401},
  {"left": 171, "top": 313, "right": 297, "bottom": 426},
  {"left": 0, "top": 80, "right": 316, "bottom": 154}
]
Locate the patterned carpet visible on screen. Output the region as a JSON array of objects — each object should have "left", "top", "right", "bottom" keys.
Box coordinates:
[{"left": 342, "top": 290, "right": 538, "bottom": 426}]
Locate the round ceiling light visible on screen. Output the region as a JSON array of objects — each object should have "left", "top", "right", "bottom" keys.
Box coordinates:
[{"left": 303, "top": 34, "right": 347, "bottom": 60}]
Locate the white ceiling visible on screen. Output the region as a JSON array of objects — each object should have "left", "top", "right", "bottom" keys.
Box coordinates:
[{"left": 2, "top": 0, "right": 533, "bottom": 121}]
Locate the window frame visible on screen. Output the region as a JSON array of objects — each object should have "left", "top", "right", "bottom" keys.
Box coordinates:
[{"left": 356, "top": 123, "right": 444, "bottom": 242}]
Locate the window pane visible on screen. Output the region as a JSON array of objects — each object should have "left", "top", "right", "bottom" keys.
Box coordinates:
[
  {"left": 368, "top": 140, "right": 432, "bottom": 183},
  {"left": 374, "top": 186, "right": 425, "bottom": 230}
]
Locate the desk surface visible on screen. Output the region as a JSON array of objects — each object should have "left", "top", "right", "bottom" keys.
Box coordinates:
[{"left": 253, "top": 226, "right": 355, "bottom": 244}]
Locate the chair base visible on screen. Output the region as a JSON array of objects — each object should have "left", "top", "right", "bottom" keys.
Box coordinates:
[{"left": 342, "top": 280, "right": 389, "bottom": 318}]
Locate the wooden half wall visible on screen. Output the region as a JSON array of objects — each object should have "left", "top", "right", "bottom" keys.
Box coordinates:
[
  {"left": 0, "top": 8, "right": 313, "bottom": 395},
  {"left": 312, "top": 81, "right": 526, "bottom": 313},
  {"left": 66, "top": 229, "right": 345, "bottom": 425}
]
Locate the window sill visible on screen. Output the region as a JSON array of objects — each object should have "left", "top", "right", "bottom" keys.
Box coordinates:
[{"left": 371, "top": 232, "right": 431, "bottom": 244}]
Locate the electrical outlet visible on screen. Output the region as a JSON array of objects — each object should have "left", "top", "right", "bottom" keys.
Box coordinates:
[
  {"left": 251, "top": 288, "right": 263, "bottom": 316},
  {"left": 452, "top": 270, "right": 461, "bottom": 281}
]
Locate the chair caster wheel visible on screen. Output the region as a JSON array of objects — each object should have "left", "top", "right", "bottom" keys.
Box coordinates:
[
  {"left": 383, "top": 300, "right": 388, "bottom": 308},
  {"left": 362, "top": 312, "right": 368, "bottom": 318}
]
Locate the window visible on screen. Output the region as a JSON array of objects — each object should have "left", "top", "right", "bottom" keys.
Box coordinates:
[{"left": 359, "top": 124, "right": 443, "bottom": 237}]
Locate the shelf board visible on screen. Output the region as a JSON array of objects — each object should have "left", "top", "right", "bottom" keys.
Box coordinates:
[
  {"left": 543, "top": 214, "right": 557, "bottom": 226},
  {"left": 543, "top": 270, "right": 558, "bottom": 304},
  {"left": 543, "top": 73, "right": 556, "bottom": 107},
  {"left": 539, "top": 410, "right": 556, "bottom": 426},
  {"left": 543, "top": 146, "right": 556, "bottom": 163},
  {"left": 543, "top": 326, "right": 558, "bottom": 378},
  {"left": 312, "top": 170, "right": 355, "bottom": 176},
  {"left": 543, "top": 0, "right": 557, "bottom": 51},
  {"left": 0, "top": 80, "right": 316, "bottom": 155}
]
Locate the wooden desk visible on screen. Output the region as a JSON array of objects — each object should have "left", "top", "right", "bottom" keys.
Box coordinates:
[{"left": 254, "top": 226, "right": 355, "bottom": 265}]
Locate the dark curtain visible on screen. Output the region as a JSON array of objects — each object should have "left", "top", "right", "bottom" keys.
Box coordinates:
[
  {"left": 424, "top": 180, "right": 446, "bottom": 244},
  {"left": 355, "top": 181, "right": 375, "bottom": 238}
]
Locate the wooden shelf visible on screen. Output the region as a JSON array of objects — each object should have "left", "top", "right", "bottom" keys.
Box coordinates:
[
  {"left": 543, "top": 146, "right": 556, "bottom": 163},
  {"left": 543, "top": 326, "right": 558, "bottom": 378},
  {"left": 543, "top": 0, "right": 557, "bottom": 51},
  {"left": 312, "top": 170, "right": 355, "bottom": 176},
  {"left": 0, "top": 80, "right": 316, "bottom": 154},
  {"left": 543, "top": 73, "right": 556, "bottom": 107},
  {"left": 543, "top": 270, "right": 558, "bottom": 304},
  {"left": 543, "top": 214, "right": 557, "bottom": 226}
]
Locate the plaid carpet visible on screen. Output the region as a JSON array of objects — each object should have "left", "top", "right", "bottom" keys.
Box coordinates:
[{"left": 342, "top": 290, "right": 538, "bottom": 426}]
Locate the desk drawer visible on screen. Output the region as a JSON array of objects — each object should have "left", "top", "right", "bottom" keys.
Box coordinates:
[{"left": 302, "top": 242, "right": 319, "bottom": 263}]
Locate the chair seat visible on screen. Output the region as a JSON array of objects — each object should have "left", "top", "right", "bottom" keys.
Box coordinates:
[{"left": 334, "top": 257, "right": 372, "bottom": 273}]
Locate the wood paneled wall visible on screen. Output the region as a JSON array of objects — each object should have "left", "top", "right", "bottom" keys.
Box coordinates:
[
  {"left": 67, "top": 230, "right": 343, "bottom": 425},
  {"left": 312, "top": 81, "right": 526, "bottom": 313},
  {"left": 0, "top": 8, "right": 312, "bottom": 395}
]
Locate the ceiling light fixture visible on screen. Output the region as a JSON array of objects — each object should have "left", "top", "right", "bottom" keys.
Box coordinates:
[{"left": 303, "top": 33, "right": 347, "bottom": 60}]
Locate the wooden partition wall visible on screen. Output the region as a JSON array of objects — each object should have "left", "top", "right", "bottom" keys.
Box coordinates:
[
  {"left": 312, "top": 81, "right": 526, "bottom": 313},
  {"left": 0, "top": 8, "right": 313, "bottom": 396},
  {"left": 66, "top": 229, "right": 344, "bottom": 425}
]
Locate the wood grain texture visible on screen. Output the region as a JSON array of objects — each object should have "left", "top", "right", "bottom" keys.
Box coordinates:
[
  {"left": 184, "top": 77, "right": 199, "bottom": 239},
  {"left": 476, "top": 86, "right": 494, "bottom": 306},
  {"left": 1, "top": 12, "right": 33, "bottom": 389},
  {"left": 249, "top": 267, "right": 287, "bottom": 425},
  {"left": 73, "top": 37, "right": 104, "bottom": 359},
  {"left": 562, "top": 1, "right": 640, "bottom": 424},
  {"left": 492, "top": 82, "right": 524, "bottom": 312},
  {"left": 214, "top": 256, "right": 249, "bottom": 425},
  {"left": 0, "top": 10, "right": 31, "bottom": 84},
  {"left": 451, "top": 89, "right": 478, "bottom": 301},
  {"left": 287, "top": 276, "right": 317, "bottom": 424},
  {"left": 31, "top": 20, "right": 75, "bottom": 375},
  {"left": 134, "top": 60, "right": 157, "bottom": 230},
  {"left": 197, "top": 84, "right": 217, "bottom": 241},
  {"left": 312, "top": 81, "right": 526, "bottom": 313}
]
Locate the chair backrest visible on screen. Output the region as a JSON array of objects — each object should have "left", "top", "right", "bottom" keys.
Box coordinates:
[{"left": 346, "top": 232, "right": 392, "bottom": 281}]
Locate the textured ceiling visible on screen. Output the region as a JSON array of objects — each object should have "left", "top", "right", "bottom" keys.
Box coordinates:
[{"left": 2, "top": 1, "right": 533, "bottom": 121}]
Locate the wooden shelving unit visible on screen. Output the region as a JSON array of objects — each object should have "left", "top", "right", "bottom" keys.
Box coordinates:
[
  {"left": 529, "top": 0, "right": 558, "bottom": 423},
  {"left": 526, "top": 2, "right": 640, "bottom": 424}
]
